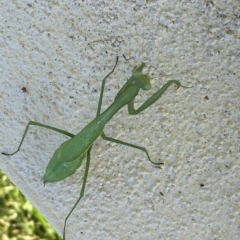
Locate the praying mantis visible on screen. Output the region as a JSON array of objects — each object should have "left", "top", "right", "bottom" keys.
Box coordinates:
[{"left": 2, "top": 57, "right": 191, "bottom": 239}]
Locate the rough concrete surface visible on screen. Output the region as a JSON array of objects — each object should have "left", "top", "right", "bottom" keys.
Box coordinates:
[{"left": 1, "top": 0, "right": 239, "bottom": 239}]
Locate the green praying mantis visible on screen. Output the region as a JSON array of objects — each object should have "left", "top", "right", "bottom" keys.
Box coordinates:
[{"left": 2, "top": 57, "right": 191, "bottom": 239}]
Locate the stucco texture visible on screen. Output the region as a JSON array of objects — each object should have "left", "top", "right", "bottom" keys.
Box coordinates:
[{"left": 1, "top": 0, "right": 239, "bottom": 240}]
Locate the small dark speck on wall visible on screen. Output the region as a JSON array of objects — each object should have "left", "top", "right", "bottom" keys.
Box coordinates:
[{"left": 21, "top": 87, "right": 27, "bottom": 93}]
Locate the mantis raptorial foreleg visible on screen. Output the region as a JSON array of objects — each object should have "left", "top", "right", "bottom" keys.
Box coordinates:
[
  {"left": 128, "top": 80, "right": 187, "bottom": 115},
  {"left": 2, "top": 57, "right": 191, "bottom": 239}
]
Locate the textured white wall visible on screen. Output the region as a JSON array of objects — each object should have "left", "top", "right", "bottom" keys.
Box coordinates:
[{"left": 1, "top": 0, "right": 239, "bottom": 239}]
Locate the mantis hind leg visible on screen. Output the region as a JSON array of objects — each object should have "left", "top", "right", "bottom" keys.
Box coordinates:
[
  {"left": 101, "top": 132, "right": 163, "bottom": 165},
  {"left": 2, "top": 121, "right": 75, "bottom": 156},
  {"left": 63, "top": 145, "right": 92, "bottom": 240}
]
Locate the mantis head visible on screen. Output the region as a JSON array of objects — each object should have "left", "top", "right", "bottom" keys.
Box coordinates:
[{"left": 133, "top": 63, "right": 152, "bottom": 91}]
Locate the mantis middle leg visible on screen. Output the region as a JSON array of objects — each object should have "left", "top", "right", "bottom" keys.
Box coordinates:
[
  {"left": 101, "top": 132, "right": 163, "bottom": 165},
  {"left": 96, "top": 57, "right": 119, "bottom": 117},
  {"left": 62, "top": 56, "right": 118, "bottom": 237}
]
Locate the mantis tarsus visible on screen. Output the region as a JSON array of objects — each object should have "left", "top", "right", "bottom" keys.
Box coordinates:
[{"left": 2, "top": 57, "right": 191, "bottom": 239}]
